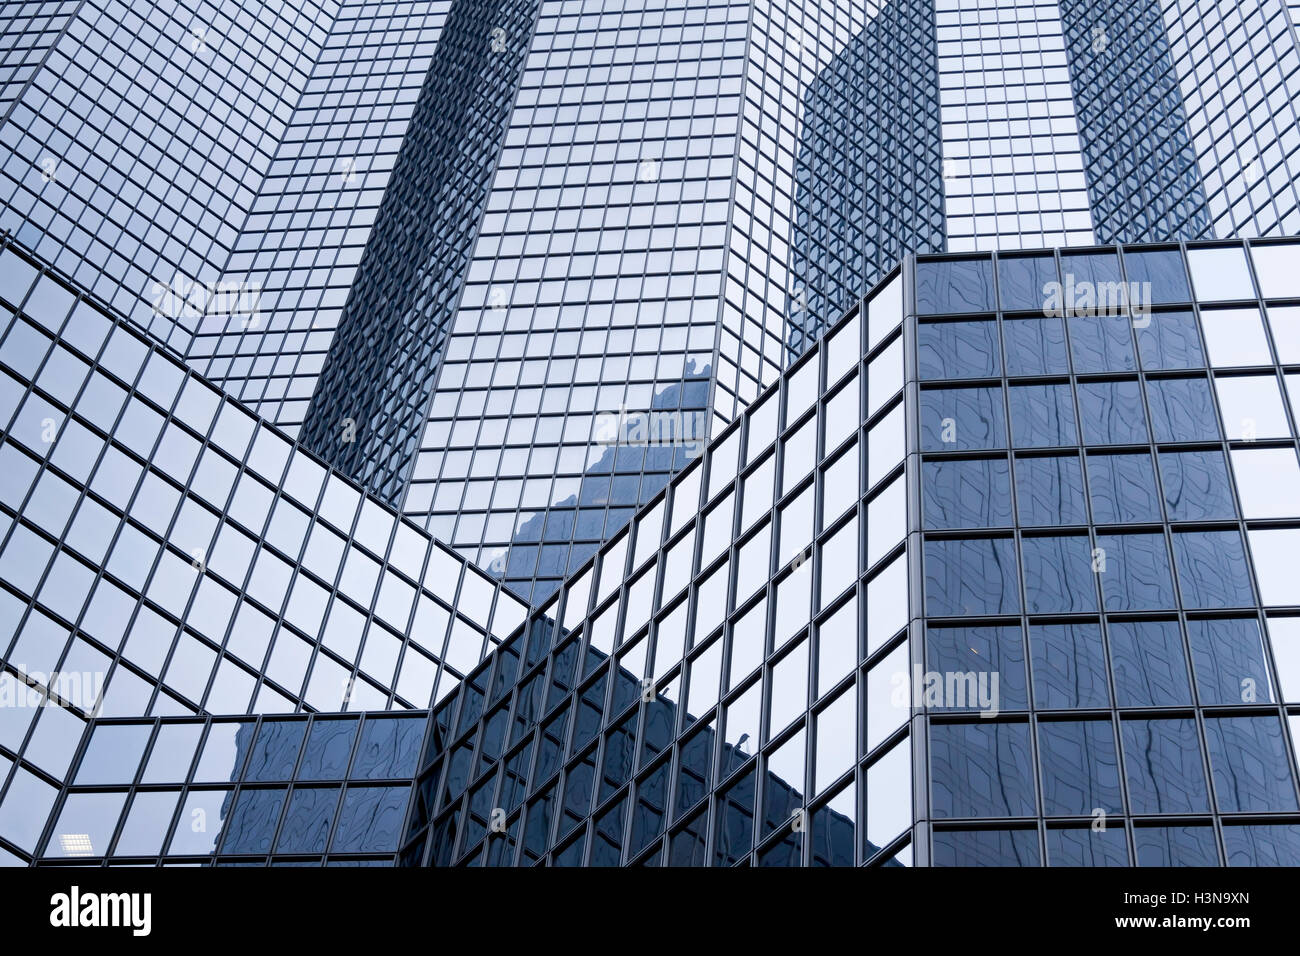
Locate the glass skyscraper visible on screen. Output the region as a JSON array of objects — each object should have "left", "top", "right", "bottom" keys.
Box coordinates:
[{"left": 1, "top": 0, "right": 1299, "bottom": 867}]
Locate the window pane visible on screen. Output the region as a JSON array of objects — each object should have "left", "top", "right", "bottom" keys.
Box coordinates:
[
  {"left": 1014, "top": 455, "right": 1086, "bottom": 526},
  {"left": 924, "top": 538, "right": 1020, "bottom": 616},
  {"left": 922, "top": 458, "right": 1013, "bottom": 530},
  {"left": 930, "top": 722, "right": 1036, "bottom": 818},
  {"left": 920, "top": 387, "right": 1005, "bottom": 451}
]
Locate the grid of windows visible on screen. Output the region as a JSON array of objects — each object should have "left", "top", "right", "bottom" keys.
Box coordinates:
[
  {"left": 297, "top": 0, "right": 544, "bottom": 505},
  {"left": 0, "top": 1, "right": 80, "bottom": 119},
  {"left": 7, "top": 232, "right": 1298, "bottom": 867},
  {"left": 2, "top": 0, "right": 1300, "bottom": 873},
  {"left": 403, "top": 270, "right": 914, "bottom": 866},
  {"left": 1057, "top": 0, "right": 1213, "bottom": 242},
  {"left": 1161, "top": 0, "right": 1300, "bottom": 237},
  {"left": 402, "top": 0, "right": 752, "bottom": 597},
  {"left": 0, "top": 234, "right": 527, "bottom": 864},
  {"left": 936, "top": 0, "right": 1095, "bottom": 252},
  {"left": 7, "top": 0, "right": 1297, "bottom": 621},
  {"left": 402, "top": 0, "right": 884, "bottom": 604},
  {"left": 26, "top": 713, "right": 424, "bottom": 865},
  {"left": 185, "top": 1, "right": 453, "bottom": 435},
  {"left": 401, "top": 239, "right": 1300, "bottom": 867},
  {"left": 788, "top": 0, "right": 945, "bottom": 356},
  {"left": 714, "top": 0, "right": 868, "bottom": 417},
  {"left": 915, "top": 240, "right": 1300, "bottom": 865},
  {"left": 0, "top": 0, "right": 332, "bottom": 347}
]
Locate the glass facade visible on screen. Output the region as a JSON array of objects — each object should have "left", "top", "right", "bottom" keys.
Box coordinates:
[
  {"left": 1160, "top": 0, "right": 1300, "bottom": 238},
  {"left": 401, "top": 238, "right": 1300, "bottom": 867},
  {"left": 4, "top": 0, "right": 1298, "bottom": 605},
  {"left": 787, "top": 0, "right": 945, "bottom": 356},
  {"left": 914, "top": 239, "right": 1300, "bottom": 866},
  {"left": 296, "top": 0, "right": 541, "bottom": 505},
  {"left": 393, "top": 0, "right": 874, "bottom": 602},
  {"left": 0, "top": 0, "right": 451, "bottom": 420},
  {"left": 0, "top": 0, "right": 332, "bottom": 348},
  {"left": 32, "top": 712, "right": 425, "bottom": 865},
  {"left": 185, "top": 1, "right": 453, "bottom": 434},
  {"left": 936, "top": 0, "right": 1096, "bottom": 253},
  {"left": 2, "top": 0, "right": 1300, "bottom": 871},
  {"left": 1057, "top": 0, "right": 1212, "bottom": 242},
  {"left": 0, "top": 235, "right": 526, "bottom": 864},
  {"left": 7, "top": 230, "right": 1300, "bottom": 867}
]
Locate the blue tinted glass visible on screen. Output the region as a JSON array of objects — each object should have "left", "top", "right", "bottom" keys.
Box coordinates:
[
  {"left": 1146, "top": 377, "right": 1220, "bottom": 442},
  {"left": 920, "top": 387, "right": 1005, "bottom": 450},
  {"left": 75, "top": 723, "right": 151, "bottom": 784},
  {"left": 1121, "top": 719, "right": 1210, "bottom": 814},
  {"left": 1014, "top": 455, "right": 1087, "bottom": 526},
  {"left": 930, "top": 722, "right": 1036, "bottom": 818},
  {"left": 1077, "top": 380, "right": 1148, "bottom": 444},
  {"left": 221, "top": 787, "right": 287, "bottom": 854},
  {"left": 114, "top": 790, "right": 180, "bottom": 856},
  {"left": 1222, "top": 825, "right": 1300, "bottom": 866},
  {"left": 996, "top": 255, "right": 1056, "bottom": 312},
  {"left": 917, "top": 320, "right": 1000, "bottom": 380},
  {"left": 1124, "top": 250, "right": 1191, "bottom": 303},
  {"left": 1134, "top": 826, "right": 1218, "bottom": 866},
  {"left": 1003, "top": 316, "right": 1069, "bottom": 376},
  {"left": 1046, "top": 827, "right": 1128, "bottom": 866},
  {"left": 1186, "top": 619, "right": 1273, "bottom": 705},
  {"left": 810, "top": 796, "right": 854, "bottom": 867},
  {"left": 142, "top": 723, "right": 203, "bottom": 783},
  {"left": 1205, "top": 717, "right": 1298, "bottom": 812},
  {"left": 925, "top": 625, "right": 1028, "bottom": 712},
  {"left": 1135, "top": 310, "right": 1203, "bottom": 369},
  {"left": 1037, "top": 720, "right": 1123, "bottom": 816},
  {"left": 1086, "top": 453, "right": 1161, "bottom": 523},
  {"left": 1060, "top": 253, "right": 1122, "bottom": 289},
  {"left": 353, "top": 715, "right": 424, "bottom": 779},
  {"left": 917, "top": 259, "right": 995, "bottom": 314},
  {"left": 244, "top": 720, "right": 307, "bottom": 782},
  {"left": 931, "top": 828, "right": 1040, "bottom": 866},
  {"left": 331, "top": 785, "right": 410, "bottom": 852},
  {"left": 1029, "top": 623, "right": 1109, "bottom": 709},
  {"left": 1067, "top": 314, "right": 1136, "bottom": 373},
  {"left": 1095, "top": 533, "right": 1176, "bottom": 610},
  {"left": 1108, "top": 620, "right": 1192, "bottom": 706},
  {"left": 276, "top": 786, "right": 340, "bottom": 854},
  {"left": 924, "top": 537, "right": 1020, "bottom": 616},
  {"left": 1172, "top": 531, "right": 1254, "bottom": 609},
  {"left": 922, "top": 458, "right": 1013, "bottom": 529},
  {"left": 1008, "top": 384, "right": 1077, "bottom": 448},
  {"left": 299, "top": 718, "right": 359, "bottom": 780},
  {"left": 0, "top": 769, "right": 57, "bottom": 853},
  {"left": 1020, "top": 536, "right": 1097, "bottom": 613},
  {"left": 1158, "top": 450, "right": 1235, "bottom": 520},
  {"left": 194, "top": 721, "right": 256, "bottom": 783},
  {"left": 46, "top": 791, "right": 126, "bottom": 859}
]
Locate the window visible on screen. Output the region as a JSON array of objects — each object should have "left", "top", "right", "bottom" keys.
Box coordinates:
[
  {"left": 1172, "top": 530, "right": 1255, "bottom": 609},
  {"left": 920, "top": 387, "right": 1005, "bottom": 451},
  {"left": 1215, "top": 375, "right": 1291, "bottom": 440},
  {"left": 1200, "top": 308, "right": 1272, "bottom": 367},
  {"left": 1231, "top": 448, "right": 1300, "bottom": 519},
  {"left": 924, "top": 537, "right": 1020, "bottom": 616},
  {"left": 1188, "top": 247, "right": 1255, "bottom": 300},
  {"left": 1248, "top": 529, "right": 1300, "bottom": 606},
  {"left": 1009, "top": 384, "right": 1077, "bottom": 447}
]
